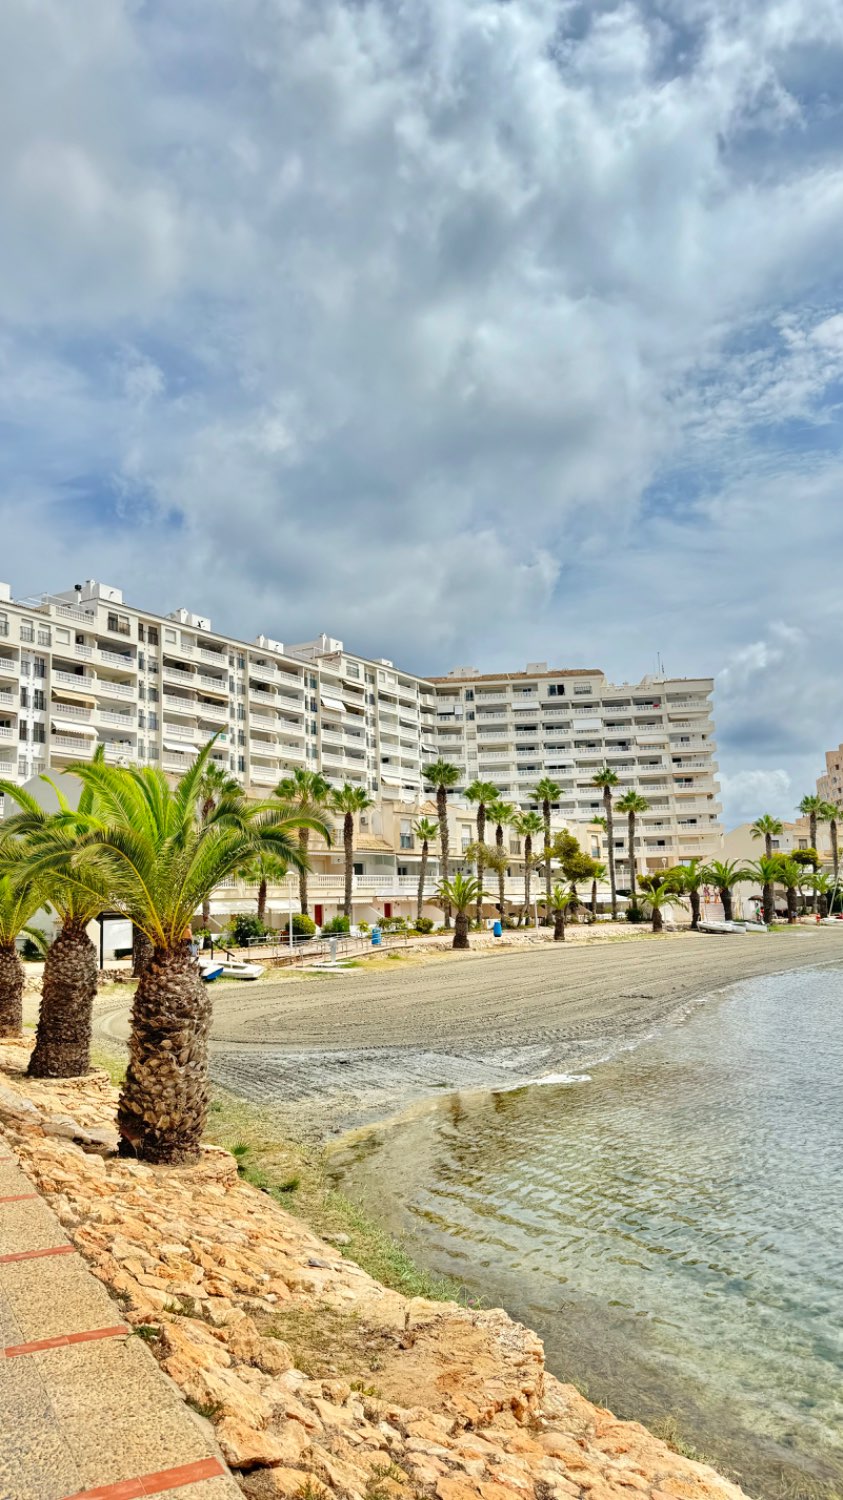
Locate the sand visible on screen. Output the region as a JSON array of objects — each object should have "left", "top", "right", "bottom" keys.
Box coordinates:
[{"left": 90, "top": 925, "right": 843, "bottom": 1139}]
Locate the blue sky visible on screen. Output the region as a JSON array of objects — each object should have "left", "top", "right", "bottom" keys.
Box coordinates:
[{"left": 2, "top": 0, "right": 843, "bottom": 825}]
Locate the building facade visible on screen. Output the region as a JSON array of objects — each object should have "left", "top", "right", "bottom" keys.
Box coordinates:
[
  {"left": 0, "top": 579, "right": 722, "bottom": 923},
  {"left": 817, "top": 744, "right": 843, "bottom": 806}
]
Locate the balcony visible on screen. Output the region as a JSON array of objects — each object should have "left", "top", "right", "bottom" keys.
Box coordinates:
[
  {"left": 0, "top": 726, "right": 14, "bottom": 740},
  {"left": 163, "top": 751, "right": 197, "bottom": 771},
  {"left": 249, "top": 742, "right": 279, "bottom": 760},
  {"left": 198, "top": 646, "right": 227, "bottom": 666},
  {"left": 99, "top": 709, "right": 136, "bottom": 728},
  {"left": 250, "top": 767, "right": 278, "bottom": 786},
  {"left": 99, "top": 649, "right": 136, "bottom": 671},
  {"left": 0, "top": 691, "right": 14, "bottom": 708},
  {"left": 0, "top": 658, "right": 18, "bottom": 678},
  {"left": 162, "top": 724, "right": 196, "bottom": 742},
  {"left": 95, "top": 679, "right": 135, "bottom": 700},
  {"left": 197, "top": 673, "right": 228, "bottom": 694},
  {"left": 54, "top": 703, "right": 93, "bottom": 722},
  {"left": 74, "top": 643, "right": 94, "bottom": 660},
  {"left": 250, "top": 663, "right": 276, "bottom": 682},
  {"left": 250, "top": 688, "right": 275, "bottom": 706},
  {"left": 250, "top": 712, "right": 277, "bottom": 729},
  {"left": 51, "top": 734, "right": 99, "bottom": 758},
  {"left": 163, "top": 665, "right": 195, "bottom": 685},
  {"left": 104, "top": 742, "right": 135, "bottom": 763}
]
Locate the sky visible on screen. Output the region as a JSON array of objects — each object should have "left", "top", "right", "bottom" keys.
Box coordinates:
[{"left": 1, "top": 0, "right": 843, "bottom": 828}]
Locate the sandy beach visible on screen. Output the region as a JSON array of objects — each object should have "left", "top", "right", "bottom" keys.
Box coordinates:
[{"left": 91, "top": 925, "right": 843, "bottom": 1138}]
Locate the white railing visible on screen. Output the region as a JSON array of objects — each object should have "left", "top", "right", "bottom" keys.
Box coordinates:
[
  {"left": 99, "top": 649, "right": 136, "bottom": 670},
  {"left": 249, "top": 743, "right": 279, "bottom": 759},
  {"left": 198, "top": 647, "right": 227, "bottom": 665},
  {"left": 74, "top": 644, "right": 93, "bottom": 660},
  {"left": 99, "top": 709, "right": 135, "bottom": 726},
  {"left": 197, "top": 673, "right": 228, "bottom": 691},
  {"left": 53, "top": 670, "right": 93, "bottom": 690},
  {"left": 163, "top": 665, "right": 195, "bottom": 684},
  {"left": 51, "top": 735, "right": 98, "bottom": 757},
  {"left": 163, "top": 751, "right": 195, "bottom": 770},
  {"left": 104, "top": 742, "right": 134, "bottom": 762},
  {"left": 96, "top": 679, "right": 135, "bottom": 700},
  {"left": 250, "top": 712, "right": 276, "bottom": 729},
  {"left": 0, "top": 691, "right": 13, "bottom": 707},
  {"left": 250, "top": 688, "right": 275, "bottom": 705},
  {"left": 0, "top": 726, "right": 13, "bottom": 739},
  {"left": 0, "top": 659, "right": 17, "bottom": 677},
  {"left": 278, "top": 743, "right": 306, "bottom": 761},
  {"left": 163, "top": 694, "right": 196, "bottom": 713},
  {"left": 250, "top": 664, "right": 276, "bottom": 682},
  {"left": 57, "top": 703, "right": 93, "bottom": 720}
]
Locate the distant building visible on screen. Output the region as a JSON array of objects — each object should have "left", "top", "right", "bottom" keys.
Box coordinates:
[{"left": 817, "top": 744, "right": 843, "bottom": 805}]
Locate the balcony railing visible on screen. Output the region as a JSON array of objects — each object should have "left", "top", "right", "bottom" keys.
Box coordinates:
[
  {"left": 51, "top": 735, "right": 98, "bottom": 757},
  {"left": 95, "top": 679, "right": 134, "bottom": 699},
  {"left": 99, "top": 649, "right": 136, "bottom": 670}
]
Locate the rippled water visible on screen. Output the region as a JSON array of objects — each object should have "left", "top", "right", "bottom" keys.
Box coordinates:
[{"left": 331, "top": 969, "right": 843, "bottom": 1498}]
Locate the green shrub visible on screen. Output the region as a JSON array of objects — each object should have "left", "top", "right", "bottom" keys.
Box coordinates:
[
  {"left": 357, "top": 920, "right": 370, "bottom": 935},
  {"left": 381, "top": 916, "right": 409, "bottom": 934},
  {"left": 625, "top": 904, "right": 646, "bottom": 923},
  {"left": 413, "top": 917, "right": 434, "bottom": 934},
  {"left": 289, "top": 913, "right": 316, "bottom": 939},
  {"left": 321, "top": 914, "right": 350, "bottom": 935},
  {"left": 230, "top": 913, "right": 267, "bottom": 947}
]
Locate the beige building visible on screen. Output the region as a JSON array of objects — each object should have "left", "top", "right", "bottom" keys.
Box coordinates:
[
  {"left": 817, "top": 744, "right": 843, "bottom": 805},
  {"left": 0, "top": 579, "right": 722, "bottom": 926}
]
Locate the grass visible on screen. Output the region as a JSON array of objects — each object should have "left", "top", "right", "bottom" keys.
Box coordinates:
[{"left": 649, "top": 1414, "right": 710, "bottom": 1466}]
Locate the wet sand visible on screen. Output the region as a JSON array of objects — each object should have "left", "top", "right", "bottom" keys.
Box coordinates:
[{"left": 92, "top": 926, "right": 843, "bottom": 1139}]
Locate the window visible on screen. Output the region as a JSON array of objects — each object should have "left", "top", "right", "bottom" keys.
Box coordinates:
[
  {"left": 148, "top": 713, "right": 158, "bottom": 730},
  {"left": 33, "top": 658, "right": 45, "bottom": 679},
  {"left": 574, "top": 684, "right": 592, "bottom": 696},
  {"left": 771, "top": 840, "right": 780, "bottom": 850},
  {"left": 164, "top": 628, "right": 177, "bottom": 644},
  {"left": 148, "top": 686, "right": 159, "bottom": 703},
  {"left": 346, "top": 663, "right": 360, "bottom": 679},
  {"left": 397, "top": 865, "right": 409, "bottom": 877},
  {"left": 55, "top": 627, "right": 70, "bottom": 644},
  {"left": 37, "top": 628, "right": 51, "bottom": 647},
  {"left": 148, "top": 626, "right": 159, "bottom": 646},
  {"left": 548, "top": 684, "right": 565, "bottom": 696},
  {"left": 353, "top": 862, "right": 363, "bottom": 876},
  {"left": 19, "top": 687, "right": 28, "bottom": 709},
  {"left": 138, "top": 623, "right": 145, "bottom": 642},
  {"left": 18, "top": 723, "right": 27, "bottom": 741},
  {"left": 464, "top": 689, "right": 474, "bottom": 701},
  {"left": 20, "top": 620, "right": 34, "bottom": 643},
  {"left": 32, "top": 724, "right": 45, "bottom": 744},
  {"left": 33, "top": 690, "right": 45, "bottom": 711},
  {"left": 107, "top": 612, "right": 130, "bottom": 636},
  {"left": 0, "top": 614, "right": 7, "bottom": 638}
]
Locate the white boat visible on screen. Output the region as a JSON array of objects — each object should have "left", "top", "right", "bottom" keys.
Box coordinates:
[
  {"left": 732, "top": 921, "right": 768, "bottom": 933},
  {"left": 198, "top": 959, "right": 224, "bottom": 982},
  {"left": 217, "top": 958, "right": 265, "bottom": 980},
  {"left": 697, "top": 920, "right": 745, "bottom": 935}
]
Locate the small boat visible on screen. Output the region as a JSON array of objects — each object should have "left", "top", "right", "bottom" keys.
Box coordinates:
[
  {"left": 217, "top": 958, "right": 265, "bottom": 980},
  {"left": 732, "top": 921, "right": 768, "bottom": 933},
  {"left": 697, "top": 920, "right": 744, "bottom": 935},
  {"left": 198, "top": 960, "right": 225, "bottom": 982}
]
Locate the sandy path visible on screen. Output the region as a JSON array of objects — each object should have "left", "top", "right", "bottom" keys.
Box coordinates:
[{"left": 92, "top": 928, "right": 843, "bottom": 1138}]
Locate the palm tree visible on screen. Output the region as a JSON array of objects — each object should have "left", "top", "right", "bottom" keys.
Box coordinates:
[
  {"left": 750, "top": 813, "right": 783, "bottom": 859},
  {"left": 465, "top": 780, "right": 499, "bottom": 924},
  {"left": 747, "top": 856, "right": 782, "bottom": 925},
  {"left": 798, "top": 795, "right": 825, "bottom": 911},
  {"left": 533, "top": 778, "right": 562, "bottom": 925},
  {"left": 616, "top": 791, "right": 649, "bottom": 910},
  {"left": 196, "top": 762, "right": 242, "bottom": 928},
  {"left": 592, "top": 767, "right": 620, "bottom": 917},
  {"left": 674, "top": 858, "right": 706, "bottom": 931},
  {"left": 487, "top": 799, "right": 516, "bottom": 922},
  {"left": 547, "top": 883, "right": 572, "bottom": 942},
  {"left": 436, "top": 873, "right": 486, "bottom": 950},
  {"left": 809, "top": 870, "right": 833, "bottom": 918},
  {"left": 512, "top": 811, "right": 544, "bottom": 925},
  {"left": 700, "top": 860, "right": 750, "bottom": 923},
  {"left": 590, "top": 861, "right": 607, "bottom": 922},
  {"left": 821, "top": 801, "right": 840, "bottom": 888},
  {"left": 413, "top": 818, "right": 438, "bottom": 925},
  {"left": 775, "top": 858, "right": 804, "bottom": 924},
  {"left": 423, "top": 760, "right": 460, "bottom": 928},
  {"left": 45, "top": 743, "right": 311, "bottom": 1163},
  {"left": 239, "top": 851, "right": 290, "bottom": 925},
  {"left": 331, "top": 785, "right": 373, "bottom": 919},
  {"left": 641, "top": 880, "right": 683, "bottom": 934},
  {"left": 0, "top": 871, "right": 44, "bottom": 1037},
  {"left": 275, "top": 769, "right": 332, "bottom": 917},
  {"left": 0, "top": 777, "right": 112, "bottom": 1078}
]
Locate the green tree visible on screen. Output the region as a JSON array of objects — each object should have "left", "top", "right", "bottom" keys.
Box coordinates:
[
  {"left": 423, "top": 760, "right": 461, "bottom": 928},
  {"left": 820, "top": 801, "right": 840, "bottom": 886},
  {"left": 750, "top": 813, "right": 783, "bottom": 859},
  {"left": 809, "top": 870, "right": 833, "bottom": 918},
  {"left": 512, "top": 811, "right": 544, "bottom": 925},
  {"left": 747, "top": 856, "right": 782, "bottom": 925},
  {"left": 238, "top": 851, "right": 290, "bottom": 925},
  {"left": 774, "top": 857, "right": 805, "bottom": 924},
  {"left": 0, "top": 775, "right": 113, "bottom": 1078},
  {"left": 551, "top": 830, "right": 600, "bottom": 921},
  {"left": 590, "top": 861, "right": 607, "bottom": 922},
  {"left": 0, "top": 869, "right": 45, "bottom": 1037},
  {"left": 798, "top": 795, "right": 825, "bottom": 911},
  {"left": 616, "top": 791, "right": 649, "bottom": 912},
  {"left": 640, "top": 880, "right": 684, "bottom": 934},
  {"left": 47, "top": 742, "right": 311, "bottom": 1163},
  {"left": 330, "top": 785, "right": 374, "bottom": 919},
  {"left": 672, "top": 858, "right": 707, "bottom": 931},
  {"left": 465, "top": 780, "right": 499, "bottom": 924},
  {"left": 196, "top": 762, "right": 243, "bottom": 928},
  {"left": 436, "top": 873, "right": 487, "bottom": 950},
  {"left": 533, "top": 778, "right": 562, "bottom": 925},
  {"left": 700, "top": 860, "right": 750, "bottom": 923},
  {"left": 546, "top": 883, "right": 572, "bottom": 942},
  {"left": 275, "top": 769, "right": 332, "bottom": 917},
  {"left": 412, "top": 817, "right": 438, "bottom": 925},
  {"left": 487, "top": 800, "right": 516, "bottom": 921},
  {"left": 592, "top": 766, "right": 620, "bottom": 917}
]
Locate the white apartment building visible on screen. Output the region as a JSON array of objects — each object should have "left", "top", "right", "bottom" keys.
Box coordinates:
[
  {"left": 0, "top": 579, "right": 722, "bottom": 921},
  {"left": 430, "top": 663, "right": 722, "bottom": 879},
  {"left": 817, "top": 744, "right": 843, "bottom": 806}
]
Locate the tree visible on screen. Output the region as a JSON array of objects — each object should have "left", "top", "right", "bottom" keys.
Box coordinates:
[
  {"left": 512, "top": 811, "right": 544, "bottom": 925},
  {"left": 436, "top": 873, "right": 486, "bottom": 950},
  {"left": 616, "top": 791, "right": 649, "bottom": 912},
  {"left": 700, "top": 860, "right": 750, "bottom": 923},
  {"left": 0, "top": 870, "right": 44, "bottom": 1037},
  {"left": 533, "top": 778, "right": 562, "bottom": 925},
  {"left": 196, "top": 762, "right": 242, "bottom": 927},
  {"left": 821, "top": 801, "right": 840, "bottom": 887},
  {"left": 330, "top": 785, "right": 373, "bottom": 919},
  {"left": 550, "top": 831, "right": 600, "bottom": 921},
  {"left": 640, "top": 880, "right": 683, "bottom": 934},
  {"left": 423, "top": 761, "right": 460, "bottom": 928},
  {"left": 672, "top": 858, "right": 707, "bottom": 931},
  {"left": 809, "top": 870, "right": 833, "bottom": 918},
  {"left": 413, "top": 818, "right": 438, "bottom": 925},
  {"left": 275, "top": 769, "right": 332, "bottom": 917},
  {"left": 592, "top": 767, "right": 620, "bottom": 917},
  {"left": 774, "top": 858, "right": 804, "bottom": 924},
  {"left": 0, "top": 776, "right": 112, "bottom": 1078},
  {"left": 50, "top": 742, "right": 312, "bottom": 1163},
  {"left": 590, "top": 862, "right": 607, "bottom": 922},
  {"left": 546, "top": 883, "right": 572, "bottom": 942},
  {"left": 798, "top": 795, "right": 825, "bottom": 912},
  {"left": 487, "top": 800, "right": 516, "bottom": 921},
  {"left": 465, "top": 780, "right": 499, "bottom": 924},
  {"left": 238, "top": 851, "right": 290, "bottom": 925},
  {"left": 747, "top": 856, "right": 782, "bottom": 925},
  {"left": 750, "top": 814, "right": 783, "bottom": 859}
]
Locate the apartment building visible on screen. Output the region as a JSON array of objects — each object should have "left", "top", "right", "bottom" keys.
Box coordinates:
[
  {"left": 430, "top": 663, "right": 722, "bottom": 879},
  {"left": 817, "top": 744, "right": 843, "bottom": 806}
]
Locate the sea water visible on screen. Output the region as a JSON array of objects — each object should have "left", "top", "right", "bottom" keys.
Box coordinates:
[{"left": 332, "top": 968, "right": 843, "bottom": 1497}]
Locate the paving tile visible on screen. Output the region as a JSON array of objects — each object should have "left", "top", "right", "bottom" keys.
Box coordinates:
[
  {"left": 0, "top": 1353, "right": 83, "bottom": 1500},
  {"left": 0, "top": 1247, "right": 124, "bottom": 1341},
  {"left": 0, "top": 1159, "right": 35, "bottom": 1195},
  {"left": 0, "top": 1195, "right": 72, "bottom": 1255}
]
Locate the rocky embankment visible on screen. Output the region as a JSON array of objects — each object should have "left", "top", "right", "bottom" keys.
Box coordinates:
[{"left": 0, "top": 1040, "right": 749, "bottom": 1500}]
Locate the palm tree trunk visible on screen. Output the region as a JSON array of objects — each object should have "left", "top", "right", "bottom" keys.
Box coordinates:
[
  {"left": 627, "top": 811, "right": 637, "bottom": 906},
  {"left": 475, "top": 805, "right": 486, "bottom": 925},
  {"left": 690, "top": 890, "right": 701, "bottom": 931},
  {"left": 28, "top": 919, "right": 97, "bottom": 1078},
  {"left": 652, "top": 906, "right": 663, "bottom": 933},
  {"left": 343, "top": 813, "right": 353, "bottom": 919},
  {"left": 257, "top": 878, "right": 268, "bottom": 925},
  {"left": 453, "top": 910, "right": 469, "bottom": 950},
  {"left": 810, "top": 815, "right": 818, "bottom": 912},
  {"left": 299, "top": 828, "right": 309, "bottom": 916},
  {"left": 496, "top": 824, "right": 506, "bottom": 923},
  {"left": 201, "top": 897, "right": 211, "bottom": 927},
  {"left": 831, "top": 819, "right": 839, "bottom": 888},
  {"left": 117, "top": 944, "right": 210, "bottom": 1164},
  {"left": 554, "top": 911, "right": 565, "bottom": 942},
  {"left": 590, "top": 879, "right": 597, "bottom": 921},
  {"left": 417, "top": 840, "right": 428, "bottom": 925},
  {"left": 0, "top": 942, "right": 24, "bottom": 1037},
  {"left": 765, "top": 834, "right": 772, "bottom": 858},
  {"left": 786, "top": 887, "right": 797, "bottom": 924},
  {"left": 438, "top": 786, "right": 451, "bottom": 929},
  {"left": 132, "top": 924, "right": 153, "bottom": 977},
  {"left": 605, "top": 788, "right": 617, "bottom": 918},
  {"left": 720, "top": 886, "right": 733, "bottom": 922},
  {"left": 523, "top": 836, "right": 532, "bottom": 925},
  {"left": 543, "top": 800, "right": 552, "bottom": 925},
  {"left": 762, "top": 881, "right": 774, "bottom": 924},
  {"left": 819, "top": 891, "right": 829, "bottom": 918}
]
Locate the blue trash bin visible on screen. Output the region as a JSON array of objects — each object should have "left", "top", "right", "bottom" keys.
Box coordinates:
[
  {"left": 371, "top": 927, "right": 381, "bottom": 946},
  {"left": 493, "top": 920, "right": 502, "bottom": 938}
]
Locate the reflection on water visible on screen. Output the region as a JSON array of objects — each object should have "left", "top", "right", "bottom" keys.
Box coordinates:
[{"left": 331, "top": 969, "right": 843, "bottom": 1498}]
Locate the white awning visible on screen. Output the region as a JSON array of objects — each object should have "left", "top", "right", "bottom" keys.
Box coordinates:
[
  {"left": 421, "top": 745, "right": 437, "bottom": 755},
  {"left": 51, "top": 719, "right": 98, "bottom": 737},
  {"left": 163, "top": 739, "right": 198, "bottom": 755},
  {"left": 320, "top": 694, "right": 346, "bottom": 715},
  {"left": 381, "top": 774, "right": 402, "bottom": 786},
  {"left": 575, "top": 718, "right": 602, "bottom": 732}
]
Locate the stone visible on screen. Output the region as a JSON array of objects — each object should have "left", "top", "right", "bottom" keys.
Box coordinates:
[{"left": 216, "top": 1416, "right": 297, "bottom": 1469}]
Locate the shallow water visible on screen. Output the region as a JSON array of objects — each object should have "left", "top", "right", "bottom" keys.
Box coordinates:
[{"left": 331, "top": 968, "right": 843, "bottom": 1497}]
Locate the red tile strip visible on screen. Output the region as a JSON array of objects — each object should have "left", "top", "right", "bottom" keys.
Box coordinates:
[
  {"left": 65, "top": 1456, "right": 227, "bottom": 1498},
  {"left": 0, "top": 1242, "right": 75, "bottom": 1264},
  {"left": 5, "top": 1323, "right": 129, "bottom": 1358},
  {"left": 0, "top": 1192, "right": 39, "bottom": 1204}
]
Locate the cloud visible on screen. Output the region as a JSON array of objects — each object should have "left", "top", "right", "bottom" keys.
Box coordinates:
[{"left": 1, "top": 0, "right": 843, "bottom": 819}]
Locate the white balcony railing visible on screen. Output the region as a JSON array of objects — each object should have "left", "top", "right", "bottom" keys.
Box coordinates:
[
  {"left": 96, "top": 679, "right": 135, "bottom": 700},
  {"left": 99, "top": 649, "right": 136, "bottom": 670},
  {"left": 0, "top": 726, "right": 13, "bottom": 740},
  {"left": 51, "top": 735, "right": 98, "bottom": 757}
]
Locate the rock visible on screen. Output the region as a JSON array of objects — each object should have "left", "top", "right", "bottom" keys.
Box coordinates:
[
  {"left": 325, "top": 1233, "right": 351, "bottom": 1246},
  {"left": 216, "top": 1416, "right": 297, "bottom": 1469},
  {"left": 240, "top": 1467, "right": 321, "bottom": 1498}
]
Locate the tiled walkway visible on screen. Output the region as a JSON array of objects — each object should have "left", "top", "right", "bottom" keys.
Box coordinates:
[{"left": 0, "top": 1146, "right": 241, "bottom": 1500}]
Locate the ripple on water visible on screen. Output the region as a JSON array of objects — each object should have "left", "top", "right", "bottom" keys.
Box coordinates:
[{"left": 332, "top": 967, "right": 843, "bottom": 1498}]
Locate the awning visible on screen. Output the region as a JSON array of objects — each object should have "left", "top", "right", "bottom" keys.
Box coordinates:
[
  {"left": 52, "top": 689, "right": 97, "bottom": 705},
  {"left": 421, "top": 745, "right": 437, "bottom": 755},
  {"left": 320, "top": 694, "right": 346, "bottom": 715},
  {"left": 381, "top": 774, "right": 402, "bottom": 786},
  {"left": 51, "top": 718, "right": 98, "bottom": 737},
  {"left": 163, "top": 739, "right": 198, "bottom": 755}
]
